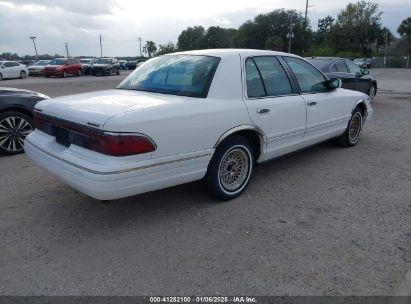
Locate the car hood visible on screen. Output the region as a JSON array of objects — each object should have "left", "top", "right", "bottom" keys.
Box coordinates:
[{"left": 34, "top": 89, "right": 186, "bottom": 129}]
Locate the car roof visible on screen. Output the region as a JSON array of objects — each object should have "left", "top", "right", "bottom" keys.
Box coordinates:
[{"left": 170, "top": 49, "right": 301, "bottom": 59}]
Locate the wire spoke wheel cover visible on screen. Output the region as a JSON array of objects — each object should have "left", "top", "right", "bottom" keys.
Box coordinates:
[
  {"left": 348, "top": 112, "right": 362, "bottom": 144},
  {"left": 218, "top": 147, "right": 250, "bottom": 192},
  {"left": 0, "top": 115, "right": 33, "bottom": 153}
]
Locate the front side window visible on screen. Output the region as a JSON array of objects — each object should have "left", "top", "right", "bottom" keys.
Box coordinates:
[
  {"left": 345, "top": 60, "right": 362, "bottom": 75},
  {"left": 118, "top": 55, "right": 220, "bottom": 98},
  {"left": 283, "top": 57, "right": 327, "bottom": 93}
]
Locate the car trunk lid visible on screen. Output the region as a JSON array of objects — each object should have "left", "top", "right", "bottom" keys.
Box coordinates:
[{"left": 34, "top": 89, "right": 173, "bottom": 129}]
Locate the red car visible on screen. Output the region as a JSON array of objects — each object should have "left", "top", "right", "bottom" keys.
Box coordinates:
[{"left": 44, "top": 58, "right": 82, "bottom": 78}]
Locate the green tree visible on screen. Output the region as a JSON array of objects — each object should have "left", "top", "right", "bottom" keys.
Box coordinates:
[
  {"left": 398, "top": 17, "right": 411, "bottom": 52},
  {"left": 143, "top": 41, "right": 157, "bottom": 57},
  {"left": 157, "top": 42, "right": 177, "bottom": 55},
  {"left": 265, "top": 36, "right": 284, "bottom": 51},
  {"left": 236, "top": 9, "right": 312, "bottom": 54},
  {"left": 328, "top": 1, "right": 382, "bottom": 56},
  {"left": 202, "top": 26, "right": 237, "bottom": 49},
  {"left": 177, "top": 26, "right": 206, "bottom": 51},
  {"left": 375, "top": 27, "right": 393, "bottom": 53},
  {"left": 318, "top": 15, "right": 334, "bottom": 34}
]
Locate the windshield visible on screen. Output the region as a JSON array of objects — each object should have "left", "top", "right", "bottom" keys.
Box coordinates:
[
  {"left": 118, "top": 55, "right": 220, "bottom": 98},
  {"left": 96, "top": 58, "right": 112, "bottom": 64},
  {"left": 49, "top": 59, "right": 66, "bottom": 65},
  {"left": 80, "top": 59, "right": 92, "bottom": 64}
]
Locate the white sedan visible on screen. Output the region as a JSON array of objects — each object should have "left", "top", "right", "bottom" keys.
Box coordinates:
[
  {"left": 0, "top": 61, "right": 29, "bottom": 80},
  {"left": 25, "top": 49, "right": 373, "bottom": 201}
]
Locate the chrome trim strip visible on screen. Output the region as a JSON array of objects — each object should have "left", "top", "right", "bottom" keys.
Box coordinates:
[
  {"left": 214, "top": 125, "right": 266, "bottom": 148},
  {"left": 25, "top": 139, "right": 211, "bottom": 176}
]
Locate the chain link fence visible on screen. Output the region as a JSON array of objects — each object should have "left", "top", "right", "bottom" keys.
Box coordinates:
[{"left": 371, "top": 56, "right": 410, "bottom": 68}]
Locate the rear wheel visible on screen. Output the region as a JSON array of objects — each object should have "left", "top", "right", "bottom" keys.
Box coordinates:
[
  {"left": 205, "top": 136, "right": 254, "bottom": 200},
  {"left": 0, "top": 73, "right": 2, "bottom": 80},
  {"left": 77, "top": 69, "right": 82, "bottom": 77},
  {"left": 20, "top": 71, "right": 26, "bottom": 79},
  {"left": 336, "top": 107, "right": 363, "bottom": 147},
  {"left": 0, "top": 111, "right": 34, "bottom": 155}
]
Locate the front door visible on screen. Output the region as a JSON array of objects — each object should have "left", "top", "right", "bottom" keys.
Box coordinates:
[
  {"left": 242, "top": 56, "right": 307, "bottom": 161},
  {"left": 281, "top": 56, "right": 351, "bottom": 146}
]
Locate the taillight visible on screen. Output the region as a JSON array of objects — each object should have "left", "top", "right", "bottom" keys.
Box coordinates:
[
  {"left": 70, "top": 131, "right": 156, "bottom": 156},
  {"left": 33, "top": 113, "right": 156, "bottom": 156}
]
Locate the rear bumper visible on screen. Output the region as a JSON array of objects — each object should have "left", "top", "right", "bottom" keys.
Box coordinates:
[
  {"left": 44, "top": 70, "right": 63, "bottom": 76},
  {"left": 24, "top": 130, "right": 211, "bottom": 200}
]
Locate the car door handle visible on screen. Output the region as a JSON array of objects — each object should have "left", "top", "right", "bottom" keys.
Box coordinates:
[
  {"left": 307, "top": 101, "right": 317, "bottom": 106},
  {"left": 257, "top": 108, "right": 270, "bottom": 114}
]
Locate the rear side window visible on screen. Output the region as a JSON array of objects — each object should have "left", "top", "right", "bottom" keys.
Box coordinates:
[
  {"left": 245, "top": 56, "right": 292, "bottom": 98},
  {"left": 245, "top": 59, "right": 265, "bottom": 98},
  {"left": 283, "top": 57, "right": 327, "bottom": 93},
  {"left": 334, "top": 60, "right": 349, "bottom": 73}
]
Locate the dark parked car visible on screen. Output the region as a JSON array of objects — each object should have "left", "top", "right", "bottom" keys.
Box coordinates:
[
  {"left": 91, "top": 58, "right": 120, "bottom": 76},
  {"left": 0, "top": 87, "right": 49, "bottom": 154},
  {"left": 308, "top": 57, "right": 377, "bottom": 98},
  {"left": 80, "top": 58, "right": 97, "bottom": 75},
  {"left": 125, "top": 60, "right": 137, "bottom": 70},
  {"left": 44, "top": 58, "right": 83, "bottom": 78}
]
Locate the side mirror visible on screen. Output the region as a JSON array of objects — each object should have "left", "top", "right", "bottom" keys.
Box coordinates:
[
  {"left": 327, "top": 78, "right": 342, "bottom": 90},
  {"left": 361, "top": 69, "right": 369, "bottom": 75},
  {"left": 0, "top": 66, "right": 4, "bottom": 69}
]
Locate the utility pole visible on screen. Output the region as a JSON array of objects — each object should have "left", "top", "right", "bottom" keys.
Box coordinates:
[
  {"left": 304, "top": 0, "right": 309, "bottom": 26},
  {"left": 29, "top": 36, "right": 38, "bottom": 59},
  {"left": 287, "top": 16, "right": 294, "bottom": 53},
  {"left": 384, "top": 29, "right": 388, "bottom": 68},
  {"left": 99, "top": 34, "right": 103, "bottom": 57},
  {"left": 64, "top": 42, "right": 69, "bottom": 58},
  {"left": 138, "top": 37, "right": 143, "bottom": 57}
]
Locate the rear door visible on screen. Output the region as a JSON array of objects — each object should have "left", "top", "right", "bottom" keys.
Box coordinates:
[
  {"left": 282, "top": 56, "right": 351, "bottom": 145},
  {"left": 242, "top": 56, "right": 307, "bottom": 160}
]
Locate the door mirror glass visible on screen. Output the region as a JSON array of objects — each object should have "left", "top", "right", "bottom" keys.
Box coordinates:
[{"left": 327, "top": 78, "right": 342, "bottom": 90}]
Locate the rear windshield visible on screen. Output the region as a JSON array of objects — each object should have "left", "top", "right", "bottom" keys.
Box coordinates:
[
  {"left": 49, "top": 59, "right": 66, "bottom": 65},
  {"left": 117, "top": 55, "right": 220, "bottom": 98}
]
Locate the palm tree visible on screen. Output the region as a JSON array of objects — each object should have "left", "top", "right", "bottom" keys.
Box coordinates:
[{"left": 398, "top": 17, "right": 411, "bottom": 37}]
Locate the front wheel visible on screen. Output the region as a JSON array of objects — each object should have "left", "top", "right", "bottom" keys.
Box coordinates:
[
  {"left": 0, "top": 111, "right": 34, "bottom": 155},
  {"left": 336, "top": 107, "right": 363, "bottom": 147},
  {"left": 62, "top": 70, "right": 68, "bottom": 78},
  {"left": 205, "top": 136, "right": 254, "bottom": 200},
  {"left": 368, "top": 84, "right": 377, "bottom": 99},
  {"left": 20, "top": 71, "right": 26, "bottom": 79}
]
